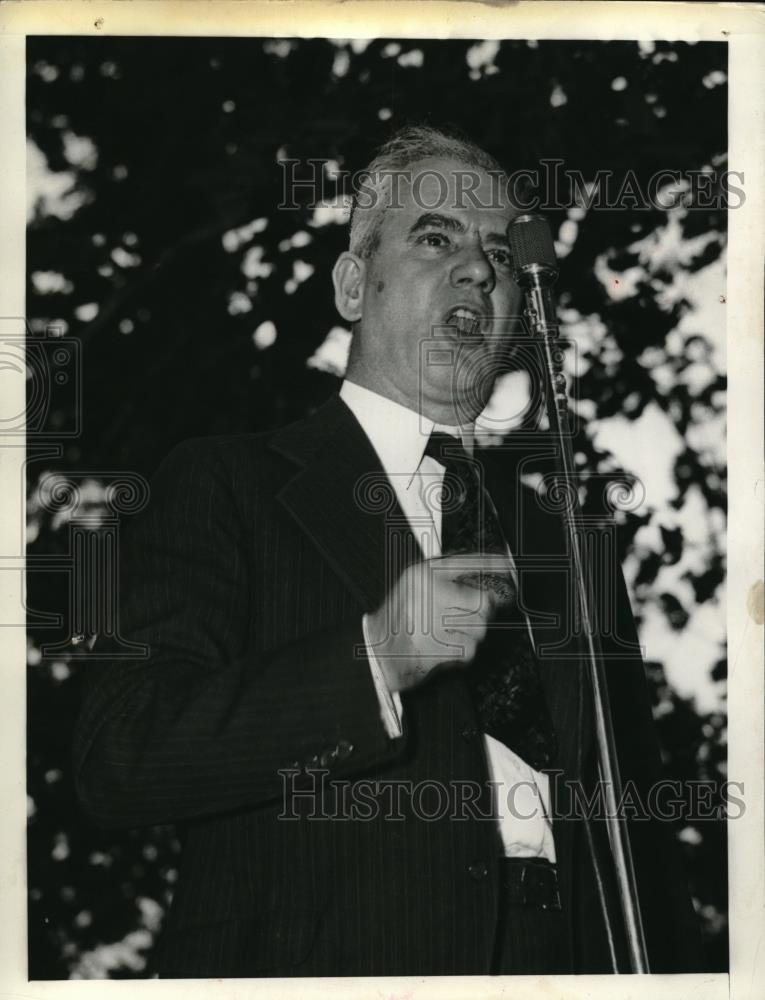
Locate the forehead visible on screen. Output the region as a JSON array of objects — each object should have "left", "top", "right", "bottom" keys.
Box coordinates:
[{"left": 383, "top": 155, "right": 515, "bottom": 232}]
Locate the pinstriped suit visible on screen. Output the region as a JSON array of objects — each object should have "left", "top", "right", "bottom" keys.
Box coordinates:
[{"left": 73, "top": 393, "right": 702, "bottom": 976}]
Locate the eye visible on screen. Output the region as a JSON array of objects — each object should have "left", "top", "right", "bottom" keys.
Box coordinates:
[
  {"left": 417, "top": 231, "right": 451, "bottom": 249},
  {"left": 486, "top": 246, "right": 513, "bottom": 268}
]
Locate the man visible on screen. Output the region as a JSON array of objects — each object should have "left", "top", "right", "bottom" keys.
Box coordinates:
[{"left": 74, "top": 126, "right": 702, "bottom": 977}]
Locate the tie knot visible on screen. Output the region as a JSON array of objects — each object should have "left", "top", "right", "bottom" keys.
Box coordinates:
[{"left": 425, "top": 431, "right": 470, "bottom": 468}]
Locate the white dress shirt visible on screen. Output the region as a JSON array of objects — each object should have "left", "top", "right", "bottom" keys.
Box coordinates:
[{"left": 341, "top": 380, "right": 555, "bottom": 861}]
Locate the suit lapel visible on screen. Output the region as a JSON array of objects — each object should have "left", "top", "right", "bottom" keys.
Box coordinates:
[
  {"left": 271, "top": 394, "right": 421, "bottom": 612},
  {"left": 478, "top": 445, "right": 591, "bottom": 781},
  {"left": 479, "top": 442, "right": 594, "bottom": 940}
]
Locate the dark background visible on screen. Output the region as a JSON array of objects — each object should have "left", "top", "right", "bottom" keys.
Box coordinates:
[{"left": 26, "top": 36, "right": 728, "bottom": 977}]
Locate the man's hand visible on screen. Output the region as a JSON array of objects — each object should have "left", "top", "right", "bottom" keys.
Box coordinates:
[{"left": 365, "top": 553, "right": 515, "bottom": 694}]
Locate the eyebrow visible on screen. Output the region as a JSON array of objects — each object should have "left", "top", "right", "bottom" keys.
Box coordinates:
[
  {"left": 407, "top": 212, "right": 510, "bottom": 247},
  {"left": 407, "top": 212, "right": 465, "bottom": 237}
]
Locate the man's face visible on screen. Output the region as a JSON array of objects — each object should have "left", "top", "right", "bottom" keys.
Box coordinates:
[{"left": 339, "top": 156, "right": 523, "bottom": 425}]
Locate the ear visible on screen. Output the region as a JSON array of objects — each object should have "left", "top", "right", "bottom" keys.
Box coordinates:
[{"left": 332, "top": 252, "right": 366, "bottom": 323}]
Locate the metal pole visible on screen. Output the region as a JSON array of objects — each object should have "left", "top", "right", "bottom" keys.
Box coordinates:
[{"left": 520, "top": 262, "right": 650, "bottom": 974}]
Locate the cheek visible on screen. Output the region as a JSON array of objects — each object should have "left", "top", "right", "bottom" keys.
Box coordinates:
[
  {"left": 495, "top": 280, "right": 522, "bottom": 309},
  {"left": 491, "top": 286, "right": 524, "bottom": 332}
]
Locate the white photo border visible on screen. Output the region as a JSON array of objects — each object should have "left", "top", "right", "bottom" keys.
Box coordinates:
[{"left": 2, "top": 3, "right": 763, "bottom": 999}]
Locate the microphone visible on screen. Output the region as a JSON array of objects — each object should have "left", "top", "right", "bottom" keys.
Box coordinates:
[
  {"left": 507, "top": 213, "right": 560, "bottom": 290},
  {"left": 507, "top": 213, "right": 566, "bottom": 403}
]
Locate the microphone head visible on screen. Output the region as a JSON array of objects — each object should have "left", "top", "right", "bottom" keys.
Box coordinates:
[{"left": 507, "top": 214, "right": 559, "bottom": 286}]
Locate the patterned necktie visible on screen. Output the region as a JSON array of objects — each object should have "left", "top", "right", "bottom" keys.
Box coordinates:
[{"left": 425, "top": 431, "right": 558, "bottom": 771}]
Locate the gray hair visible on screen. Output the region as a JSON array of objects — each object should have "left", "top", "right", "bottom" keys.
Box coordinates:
[{"left": 348, "top": 125, "right": 508, "bottom": 259}]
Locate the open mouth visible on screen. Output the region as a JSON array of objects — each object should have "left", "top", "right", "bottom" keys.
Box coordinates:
[{"left": 445, "top": 306, "right": 486, "bottom": 340}]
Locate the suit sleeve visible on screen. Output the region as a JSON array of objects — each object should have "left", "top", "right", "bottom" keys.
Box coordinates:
[{"left": 73, "top": 438, "right": 406, "bottom": 830}]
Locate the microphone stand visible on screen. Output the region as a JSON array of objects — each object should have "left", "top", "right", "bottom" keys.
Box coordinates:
[{"left": 508, "top": 214, "right": 650, "bottom": 974}]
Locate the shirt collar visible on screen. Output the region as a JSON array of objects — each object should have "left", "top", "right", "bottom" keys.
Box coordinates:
[{"left": 340, "top": 380, "right": 475, "bottom": 487}]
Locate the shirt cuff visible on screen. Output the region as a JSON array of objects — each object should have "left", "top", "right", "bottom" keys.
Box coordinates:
[{"left": 361, "top": 613, "right": 404, "bottom": 739}]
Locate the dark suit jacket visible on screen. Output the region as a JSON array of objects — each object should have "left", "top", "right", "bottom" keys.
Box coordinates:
[{"left": 73, "top": 393, "right": 702, "bottom": 976}]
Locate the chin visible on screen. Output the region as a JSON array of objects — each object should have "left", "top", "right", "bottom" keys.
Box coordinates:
[{"left": 422, "top": 389, "right": 485, "bottom": 427}]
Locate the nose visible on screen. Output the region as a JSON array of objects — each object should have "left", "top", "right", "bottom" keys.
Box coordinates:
[{"left": 449, "top": 242, "right": 495, "bottom": 293}]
